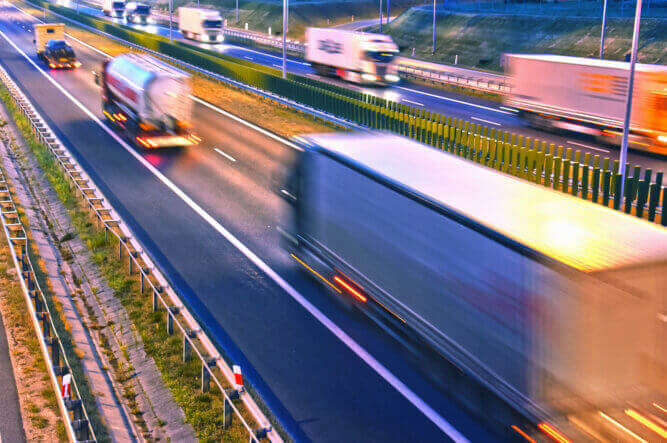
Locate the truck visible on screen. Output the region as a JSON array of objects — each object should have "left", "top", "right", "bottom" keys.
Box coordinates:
[
  {"left": 177, "top": 7, "right": 223, "bottom": 43},
  {"left": 280, "top": 132, "right": 665, "bottom": 440},
  {"left": 504, "top": 54, "right": 667, "bottom": 156},
  {"left": 96, "top": 54, "right": 200, "bottom": 148},
  {"left": 124, "top": 2, "right": 151, "bottom": 25},
  {"left": 34, "top": 23, "right": 79, "bottom": 69},
  {"left": 305, "top": 28, "right": 399, "bottom": 85},
  {"left": 103, "top": 0, "right": 126, "bottom": 18}
]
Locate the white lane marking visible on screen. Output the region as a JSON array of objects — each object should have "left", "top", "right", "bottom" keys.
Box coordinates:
[
  {"left": 244, "top": 56, "right": 253, "bottom": 60},
  {"left": 402, "top": 98, "right": 424, "bottom": 107},
  {"left": 472, "top": 116, "right": 501, "bottom": 126},
  {"left": 500, "top": 106, "right": 519, "bottom": 113},
  {"left": 566, "top": 140, "right": 610, "bottom": 153},
  {"left": 397, "top": 86, "right": 512, "bottom": 115},
  {"left": 214, "top": 148, "right": 236, "bottom": 162},
  {"left": 0, "top": 29, "right": 468, "bottom": 443},
  {"left": 272, "top": 64, "right": 282, "bottom": 68}
]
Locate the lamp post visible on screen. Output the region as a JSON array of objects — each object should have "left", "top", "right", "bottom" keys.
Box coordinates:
[
  {"left": 282, "top": 0, "right": 288, "bottom": 78},
  {"left": 619, "top": 0, "right": 643, "bottom": 200},
  {"left": 379, "top": 0, "right": 383, "bottom": 33},
  {"left": 236, "top": 0, "right": 239, "bottom": 22},
  {"left": 169, "top": 0, "right": 172, "bottom": 42},
  {"left": 599, "top": 0, "right": 608, "bottom": 58},
  {"left": 432, "top": 0, "right": 436, "bottom": 54}
]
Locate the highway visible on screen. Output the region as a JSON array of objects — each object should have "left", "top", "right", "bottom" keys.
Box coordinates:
[
  {"left": 0, "top": 4, "right": 503, "bottom": 441},
  {"left": 43, "top": 0, "right": 667, "bottom": 172}
]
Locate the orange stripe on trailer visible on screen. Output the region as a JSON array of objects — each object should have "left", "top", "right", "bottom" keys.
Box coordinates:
[
  {"left": 537, "top": 423, "right": 570, "bottom": 443},
  {"left": 511, "top": 425, "right": 536, "bottom": 442},
  {"left": 290, "top": 254, "right": 341, "bottom": 293}
]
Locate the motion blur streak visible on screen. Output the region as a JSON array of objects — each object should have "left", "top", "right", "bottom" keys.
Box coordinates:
[
  {"left": 625, "top": 409, "right": 667, "bottom": 438},
  {"left": 654, "top": 403, "right": 667, "bottom": 414},
  {"left": 0, "top": 27, "right": 470, "bottom": 443},
  {"left": 511, "top": 425, "right": 536, "bottom": 442},
  {"left": 333, "top": 276, "right": 367, "bottom": 302},
  {"left": 290, "top": 254, "right": 341, "bottom": 293},
  {"left": 598, "top": 412, "right": 647, "bottom": 443},
  {"left": 537, "top": 423, "right": 570, "bottom": 443}
]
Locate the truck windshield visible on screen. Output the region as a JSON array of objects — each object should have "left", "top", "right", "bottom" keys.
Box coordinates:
[
  {"left": 136, "top": 5, "right": 150, "bottom": 14},
  {"left": 364, "top": 51, "right": 396, "bottom": 63},
  {"left": 202, "top": 19, "right": 223, "bottom": 29},
  {"left": 113, "top": 2, "right": 124, "bottom": 8}
]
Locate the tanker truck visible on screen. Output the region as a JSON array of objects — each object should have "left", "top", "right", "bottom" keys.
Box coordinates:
[
  {"left": 305, "top": 28, "right": 400, "bottom": 85},
  {"left": 280, "top": 132, "right": 665, "bottom": 440},
  {"left": 504, "top": 54, "right": 667, "bottom": 156},
  {"left": 95, "top": 54, "right": 200, "bottom": 148}
]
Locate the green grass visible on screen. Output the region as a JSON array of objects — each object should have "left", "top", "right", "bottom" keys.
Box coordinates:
[
  {"left": 385, "top": 7, "right": 666, "bottom": 71},
  {"left": 0, "top": 79, "right": 262, "bottom": 443}
]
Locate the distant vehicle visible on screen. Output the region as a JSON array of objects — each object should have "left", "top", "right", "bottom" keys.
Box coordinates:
[
  {"left": 177, "top": 7, "right": 223, "bottom": 43},
  {"left": 102, "top": 0, "right": 125, "bottom": 18},
  {"left": 124, "top": 2, "right": 150, "bottom": 24},
  {"left": 504, "top": 54, "right": 667, "bottom": 156},
  {"left": 281, "top": 132, "right": 665, "bottom": 436},
  {"left": 95, "top": 54, "right": 200, "bottom": 148},
  {"left": 305, "top": 28, "right": 399, "bottom": 85},
  {"left": 33, "top": 23, "right": 79, "bottom": 69}
]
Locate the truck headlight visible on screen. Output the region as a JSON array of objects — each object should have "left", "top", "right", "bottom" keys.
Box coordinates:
[
  {"left": 385, "top": 74, "right": 400, "bottom": 83},
  {"left": 658, "top": 135, "right": 667, "bottom": 144},
  {"left": 361, "top": 73, "right": 377, "bottom": 82}
]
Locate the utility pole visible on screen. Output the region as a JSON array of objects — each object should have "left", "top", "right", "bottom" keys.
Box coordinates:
[
  {"left": 599, "top": 0, "right": 608, "bottom": 58},
  {"left": 432, "top": 0, "right": 436, "bottom": 53},
  {"left": 282, "top": 0, "right": 288, "bottom": 78},
  {"left": 619, "top": 0, "right": 643, "bottom": 200}
]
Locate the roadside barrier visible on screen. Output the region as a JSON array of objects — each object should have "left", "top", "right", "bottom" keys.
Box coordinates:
[
  {"left": 0, "top": 59, "right": 280, "bottom": 442},
  {"left": 27, "top": 1, "right": 667, "bottom": 223},
  {"left": 0, "top": 157, "right": 97, "bottom": 439}
]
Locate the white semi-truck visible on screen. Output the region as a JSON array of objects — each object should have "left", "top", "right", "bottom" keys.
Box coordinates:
[
  {"left": 102, "top": 0, "right": 125, "bottom": 18},
  {"left": 504, "top": 54, "right": 667, "bottom": 156},
  {"left": 305, "top": 28, "right": 399, "bottom": 85},
  {"left": 124, "top": 2, "right": 150, "bottom": 24},
  {"left": 177, "top": 7, "right": 223, "bottom": 43},
  {"left": 280, "top": 132, "right": 665, "bottom": 439},
  {"left": 96, "top": 54, "right": 199, "bottom": 148}
]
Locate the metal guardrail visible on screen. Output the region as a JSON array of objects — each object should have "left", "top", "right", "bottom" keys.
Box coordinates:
[
  {"left": 396, "top": 58, "right": 511, "bottom": 93},
  {"left": 0, "top": 84, "right": 98, "bottom": 441},
  {"left": 0, "top": 55, "right": 279, "bottom": 442}
]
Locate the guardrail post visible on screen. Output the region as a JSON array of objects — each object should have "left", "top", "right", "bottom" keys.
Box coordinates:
[
  {"left": 118, "top": 240, "right": 122, "bottom": 260},
  {"left": 201, "top": 358, "right": 215, "bottom": 393},
  {"left": 152, "top": 287, "right": 162, "bottom": 312},
  {"left": 167, "top": 306, "right": 179, "bottom": 335},
  {"left": 183, "top": 329, "right": 195, "bottom": 362},
  {"left": 48, "top": 337, "right": 60, "bottom": 368}
]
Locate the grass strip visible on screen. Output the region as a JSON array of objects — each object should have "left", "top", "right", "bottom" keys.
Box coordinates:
[{"left": 0, "top": 68, "right": 268, "bottom": 443}]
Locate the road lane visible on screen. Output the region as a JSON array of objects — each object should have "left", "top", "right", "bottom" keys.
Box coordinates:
[{"left": 0, "top": 7, "right": 499, "bottom": 442}]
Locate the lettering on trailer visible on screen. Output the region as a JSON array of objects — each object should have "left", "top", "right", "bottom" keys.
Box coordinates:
[
  {"left": 106, "top": 73, "right": 138, "bottom": 103},
  {"left": 579, "top": 73, "right": 627, "bottom": 96},
  {"left": 318, "top": 39, "right": 343, "bottom": 54}
]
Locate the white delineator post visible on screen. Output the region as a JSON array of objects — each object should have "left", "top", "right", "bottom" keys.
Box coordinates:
[
  {"left": 62, "top": 373, "right": 72, "bottom": 399},
  {"left": 233, "top": 365, "right": 244, "bottom": 391}
]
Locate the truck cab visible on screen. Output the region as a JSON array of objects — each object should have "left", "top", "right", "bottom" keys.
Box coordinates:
[
  {"left": 177, "top": 7, "right": 223, "bottom": 43},
  {"left": 125, "top": 2, "right": 150, "bottom": 24},
  {"left": 103, "top": 0, "right": 126, "bottom": 18}
]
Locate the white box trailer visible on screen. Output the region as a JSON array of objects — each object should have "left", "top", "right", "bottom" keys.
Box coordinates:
[
  {"left": 505, "top": 54, "right": 667, "bottom": 155},
  {"left": 283, "top": 132, "right": 665, "bottom": 431},
  {"left": 305, "top": 27, "right": 399, "bottom": 85},
  {"left": 103, "top": 0, "right": 125, "bottom": 18},
  {"left": 177, "top": 7, "right": 223, "bottom": 43}
]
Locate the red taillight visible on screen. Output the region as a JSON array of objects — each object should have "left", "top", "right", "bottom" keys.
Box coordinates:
[
  {"left": 146, "top": 138, "right": 158, "bottom": 148},
  {"left": 136, "top": 137, "right": 150, "bottom": 148},
  {"left": 537, "top": 423, "right": 569, "bottom": 443},
  {"left": 49, "top": 63, "right": 56, "bottom": 68},
  {"left": 58, "top": 64, "right": 63, "bottom": 68},
  {"left": 333, "top": 276, "right": 367, "bottom": 302}
]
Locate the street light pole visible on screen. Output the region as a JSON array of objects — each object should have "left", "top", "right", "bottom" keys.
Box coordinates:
[
  {"left": 432, "top": 0, "right": 436, "bottom": 54},
  {"left": 379, "top": 0, "right": 383, "bottom": 33},
  {"left": 282, "top": 0, "right": 288, "bottom": 78},
  {"left": 386, "top": 0, "right": 390, "bottom": 25},
  {"left": 599, "top": 0, "right": 608, "bottom": 58},
  {"left": 236, "top": 0, "right": 239, "bottom": 22},
  {"left": 619, "top": 0, "right": 643, "bottom": 200},
  {"left": 169, "top": 0, "right": 173, "bottom": 42}
]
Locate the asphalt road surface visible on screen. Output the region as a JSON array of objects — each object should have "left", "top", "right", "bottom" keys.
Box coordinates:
[{"left": 0, "top": 4, "right": 505, "bottom": 441}]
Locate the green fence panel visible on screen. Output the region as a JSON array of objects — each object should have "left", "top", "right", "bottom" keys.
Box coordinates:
[
  {"left": 571, "top": 163, "right": 580, "bottom": 197},
  {"left": 581, "top": 165, "right": 589, "bottom": 200},
  {"left": 648, "top": 184, "right": 660, "bottom": 222},
  {"left": 591, "top": 168, "right": 600, "bottom": 203},
  {"left": 602, "top": 171, "right": 611, "bottom": 206},
  {"left": 562, "top": 160, "right": 571, "bottom": 193},
  {"left": 613, "top": 173, "right": 623, "bottom": 210},
  {"left": 553, "top": 157, "right": 562, "bottom": 190}
]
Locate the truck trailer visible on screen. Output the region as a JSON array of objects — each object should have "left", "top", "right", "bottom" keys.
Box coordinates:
[
  {"left": 305, "top": 28, "right": 399, "bottom": 85},
  {"left": 177, "top": 7, "right": 223, "bottom": 43},
  {"left": 124, "top": 2, "right": 150, "bottom": 24},
  {"left": 103, "top": 0, "right": 126, "bottom": 18},
  {"left": 281, "top": 132, "right": 665, "bottom": 439},
  {"left": 96, "top": 54, "right": 199, "bottom": 148},
  {"left": 504, "top": 54, "right": 667, "bottom": 156},
  {"left": 34, "top": 23, "right": 79, "bottom": 69}
]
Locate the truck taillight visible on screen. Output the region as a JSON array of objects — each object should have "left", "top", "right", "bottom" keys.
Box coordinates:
[
  {"left": 333, "top": 276, "right": 367, "bottom": 302},
  {"left": 49, "top": 63, "right": 56, "bottom": 68}
]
